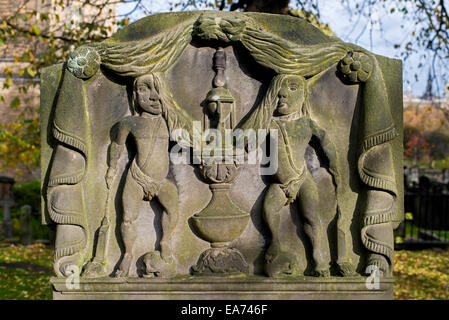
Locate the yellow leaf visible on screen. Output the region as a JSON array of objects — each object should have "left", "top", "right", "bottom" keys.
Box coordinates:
[
  {"left": 30, "top": 25, "right": 40, "bottom": 36},
  {"left": 26, "top": 67, "right": 36, "bottom": 77}
]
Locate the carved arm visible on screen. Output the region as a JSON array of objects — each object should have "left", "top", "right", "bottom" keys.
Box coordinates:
[{"left": 106, "top": 121, "right": 129, "bottom": 188}]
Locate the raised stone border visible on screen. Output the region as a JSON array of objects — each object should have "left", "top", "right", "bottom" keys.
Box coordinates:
[{"left": 52, "top": 276, "right": 393, "bottom": 300}]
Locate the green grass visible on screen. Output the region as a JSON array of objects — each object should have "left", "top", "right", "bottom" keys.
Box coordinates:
[
  {"left": 0, "top": 243, "right": 53, "bottom": 300},
  {"left": 0, "top": 244, "right": 448, "bottom": 300},
  {"left": 394, "top": 248, "right": 449, "bottom": 300},
  {"left": 396, "top": 216, "right": 449, "bottom": 242}
]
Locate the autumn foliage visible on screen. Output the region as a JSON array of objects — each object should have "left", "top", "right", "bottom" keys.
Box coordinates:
[{"left": 403, "top": 103, "right": 449, "bottom": 165}]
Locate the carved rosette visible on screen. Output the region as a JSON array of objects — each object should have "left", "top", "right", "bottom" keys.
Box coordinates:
[
  {"left": 67, "top": 46, "right": 101, "bottom": 79},
  {"left": 338, "top": 51, "right": 373, "bottom": 83}
]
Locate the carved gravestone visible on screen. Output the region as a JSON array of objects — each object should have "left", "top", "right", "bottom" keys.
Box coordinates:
[
  {"left": 41, "top": 11, "right": 403, "bottom": 299},
  {"left": 0, "top": 194, "right": 15, "bottom": 239},
  {"left": 20, "top": 205, "right": 33, "bottom": 245}
]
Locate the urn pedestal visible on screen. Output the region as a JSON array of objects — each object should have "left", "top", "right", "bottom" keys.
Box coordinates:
[{"left": 191, "top": 169, "right": 250, "bottom": 275}]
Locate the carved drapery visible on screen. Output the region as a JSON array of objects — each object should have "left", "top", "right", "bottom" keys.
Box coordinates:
[
  {"left": 47, "top": 71, "right": 90, "bottom": 277},
  {"left": 68, "top": 22, "right": 194, "bottom": 79}
]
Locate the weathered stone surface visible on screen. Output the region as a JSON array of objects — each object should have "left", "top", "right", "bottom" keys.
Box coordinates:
[
  {"left": 0, "top": 194, "right": 15, "bottom": 239},
  {"left": 20, "top": 205, "right": 33, "bottom": 245},
  {"left": 51, "top": 276, "right": 394, "bottom": 300},
  {"left": 41, "top": 10, "right": 403, "bottom": 299}
]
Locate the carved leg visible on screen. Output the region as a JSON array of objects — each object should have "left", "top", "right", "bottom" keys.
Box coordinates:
[
  {"left": 156, "top": 180, "right": 179, "bottom": 262},
  {"left": 263, "top": 183, "right": 287, "bottom": 263},
  {"left": 116, "top": 175, "right": 143, "bottom": 277},
  {"left": 298, "top": 174, "right": 330, "bottom": 277},
  {"left": 336, "top": 205, "right": 357, "bottom": 277},
  {"left": 263, "top": 184, "right": 300, "bottom": 277}
]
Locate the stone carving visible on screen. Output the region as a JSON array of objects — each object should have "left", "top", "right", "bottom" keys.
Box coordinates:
[
  {"left": 142, "top": 251, "right": 177, "bottom": 278},
  {"left": 246, "top": 74, "right": 338, "bottom": 277},
  {"left": 338, "top": 51, "right": 373, "bottom": 83},
  {"left": 67, "top": 46, "right": 101, "bottom": 79},
  {"left": 191, "top": 46, "right": 250, "bottom": 275},
  {"left": 110, "top": 73, "right": 179, "bottom": 277},
  {"left": 41, "top": 10, "right": 403, "bottom": 299},
  {"left": 238, "top": 73, "right": 357, "bottom": 277},
  {"left": 89, "top": 73, "right": 192, "bottom": 278}
]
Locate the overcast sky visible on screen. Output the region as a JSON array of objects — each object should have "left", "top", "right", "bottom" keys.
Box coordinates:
[{"left": 118, "top": 0, "right": 448, "bottom": 97}]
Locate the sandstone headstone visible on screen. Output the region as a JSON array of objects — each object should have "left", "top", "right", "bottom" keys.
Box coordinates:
[
  {"left": 0, "top": 194, "right": 15, "bottom": 239},
  {"left": 20, "top": 205, "right": 33, "bottom": 245},
  {"left": 41, "top": 11, "right": 403, "bottom": 299}
]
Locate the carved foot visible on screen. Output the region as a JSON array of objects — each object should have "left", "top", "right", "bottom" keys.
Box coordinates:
[
  {"left": 82, "top": 261, "right": 106, "bottom": 278},
  {"left": 265, "top": 251, "right": 299, "bottom": 277},
  {"left": 264, "top": 243, "right": 280, "bottom": 264},
  {"left": 142, "top": 251, "right": 177, "bottom": 278},
  {"left": 311, "top": 268, "right": 330, "bottom": 277},
  {"left": 337, "top": 262, "right": 357, "bottom": 277},
  {"left": 192, "top": 247, "right": 249, "bottom": 275},
  {"left": 115, "top": 252, "right": 132, "bottom": 277}
]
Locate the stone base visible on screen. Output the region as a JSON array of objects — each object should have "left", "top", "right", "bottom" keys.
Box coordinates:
[
  {"left": 192, "top": 247, "right": 250, "bottom": 276},
  {"left": 51, "top": 276, "right": 394, "bottom": 300}
]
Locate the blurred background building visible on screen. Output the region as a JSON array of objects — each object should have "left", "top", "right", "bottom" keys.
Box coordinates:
[{"left": 0, "top": 0, "right": 116, "bottom": 182}]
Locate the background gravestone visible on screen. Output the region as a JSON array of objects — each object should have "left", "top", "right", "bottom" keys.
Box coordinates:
[
  {"left": 20, "top": 205, "right": 33, "bottom": 245},
  {"left": 41, "top": 11, "right": 403, "bottom": 299},
  {"left": 0, "top": 177, "right": 15, "bottom": 240},
  {"left": 0, "top": 194, "right": 15, "bottom": 239}
]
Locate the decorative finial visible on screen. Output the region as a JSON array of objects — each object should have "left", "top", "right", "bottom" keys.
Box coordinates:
[{"left": 213, "top": 47, "right": 226, "bottom": 88}]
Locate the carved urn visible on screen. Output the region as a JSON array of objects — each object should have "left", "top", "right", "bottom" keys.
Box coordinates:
[
  {"left": 191, "top": 160, "right": 250, "bottom": 275},
  {"left": 191, "top": 163, "right": 249, "bottom": 246}
]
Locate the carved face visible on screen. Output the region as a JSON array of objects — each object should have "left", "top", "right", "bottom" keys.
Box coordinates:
[
  {"left": 135, "top": 74, "right": 162, "bottom": 115},
  {"left": 276, "top": 75, "right": 305, "bottom": 116}
]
